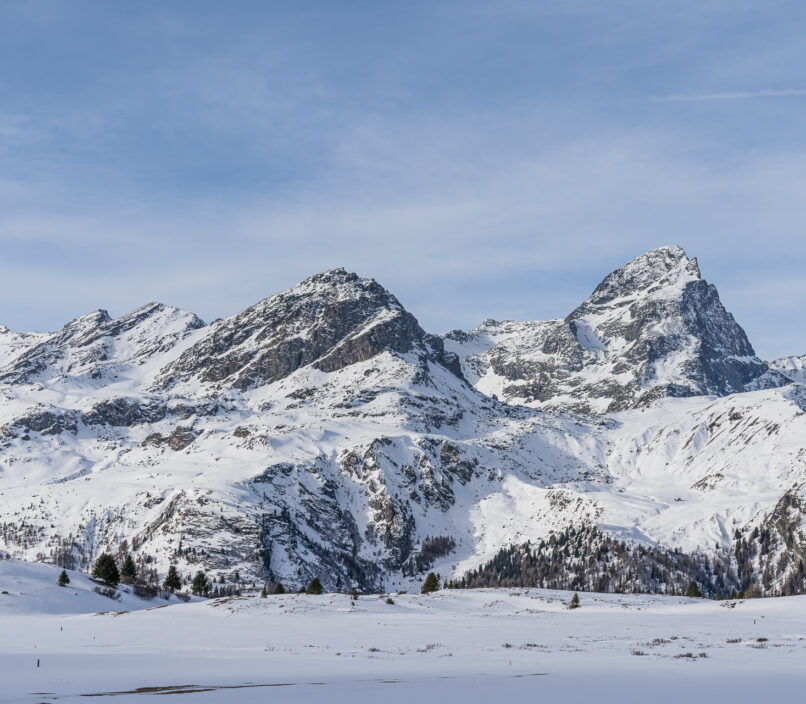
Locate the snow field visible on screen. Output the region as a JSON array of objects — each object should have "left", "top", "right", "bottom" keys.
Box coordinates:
[{"left": 2, "top": 560, "right": 805, "bottom": 703}]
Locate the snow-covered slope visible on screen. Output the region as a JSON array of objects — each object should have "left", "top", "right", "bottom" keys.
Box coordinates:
[
  {"left": 0, "top": 325, "right": 48, "bottom": 368},
  {"left": 0, "top": 559, "right": 190, "bottom": 615},
  {"left": 771, "top": 354, "right": 806, "bottom": 384},
  {"left": 0, "top": 249, "right": 804, "bottom": 598},
  {"left": 445, "top": 246, "right": 787, "bottom": 412}
]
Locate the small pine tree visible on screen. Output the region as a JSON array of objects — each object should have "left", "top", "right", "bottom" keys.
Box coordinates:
[
  {"left": 569, "top": 592, "right": 580, "bottom": 609},
  {"left": 163, "top": 564, "right": 182, "bottom": 592},
  {"left": 298, "top": 586, "right": 307, "bottom": 593},
  {"left": 307, "top": 577, "right": 323, "bottom": 595},
  {"left": 260, "top": 586, "right": 268, "bottom": 598},
  {"left": 349, "top": 587, "right": 359, "bottom": 600},
  {"left": 120, "top": 554, "right": 136, "bottom": 584},
  {"left": 58, "top": 570, "right": 70, "bottom": 587},
  {"left": 273, "top": 582, "right": 285, "bottom": 595},
  {"left": 421, "top": 572, "right": 440, "bottom": 594},
  {"left": 92, "top": 553, "right": 120, "bottom": 587},
  {"left": 191, "top": 570, "right": 211, "bottom": 596},
  {"left": 685, "top": 581, "right": 702, "bottom": 598}
]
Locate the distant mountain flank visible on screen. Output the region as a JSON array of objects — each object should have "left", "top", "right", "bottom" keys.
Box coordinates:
[
  {"left": 0, "top": 246, "right": 804, "bottom": 599},
  {"left": 771, "top": 354, "right": 806, "bottom": 384}
]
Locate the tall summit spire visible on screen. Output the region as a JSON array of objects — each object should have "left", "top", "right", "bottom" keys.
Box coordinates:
[{"left": 445, "top": 246, "right": 788, "bottom": 412}]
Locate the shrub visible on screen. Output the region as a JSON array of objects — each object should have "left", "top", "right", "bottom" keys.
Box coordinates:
[
  {"left": 58, "top": 570, "right": 70, "bottom": 587},
  {"left": 93, "top": 585, "right": 120, "bottom": 600},
  {"left": 133, "top": 582, "right": 158, "bottom": 599}
]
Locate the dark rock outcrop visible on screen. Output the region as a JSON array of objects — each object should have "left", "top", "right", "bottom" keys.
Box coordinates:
[{"left": 82, "top": 398, "right": 167, "bottom": 427}]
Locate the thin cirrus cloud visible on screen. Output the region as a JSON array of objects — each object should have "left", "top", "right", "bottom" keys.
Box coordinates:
[{"left": 653, "top": 88, "right": 806, "bottom": 102}]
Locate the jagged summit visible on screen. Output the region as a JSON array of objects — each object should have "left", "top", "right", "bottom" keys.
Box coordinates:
[
  {"left": 584, "top": 245, "right": 700, "bottom": 306},
  {"left": 157, "top": 268, "right": 459, "bottom": 392},
  {"left": 445, "top": 246, "right": 788, "bottom": 412}
]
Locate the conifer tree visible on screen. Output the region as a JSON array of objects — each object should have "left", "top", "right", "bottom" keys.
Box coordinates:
[
  {"left": 685, "top": 581, "right": 702, "bottom": 598},
  {"left": 92, "top": 553, "right": 120, "bottom": 586},
  {"left": 120, "top": 554, "right": 137, "bottom": 584},
  {"left": 273, "top": 582, "right": 285, "bottom": 594},
  {"left": 307, "top": 577, "right": 323, "bottom": 595},
  {"left": 260, "top": 586, "right": 268, "bottom": 598},
  {"left": 163, "top": 564, "right": 182, "bottom": 592},
  {"left": 421, "top": 572, "right": 440, "bottom": 594},
  {"left": 58, "top": 570, "right": 70, "bottom": 587},
  {"left": 569, "top": 592, "right": 581, "bottom": 609},
  {"left": 191, "top": 570, "right": 211, "bottom": 596}
]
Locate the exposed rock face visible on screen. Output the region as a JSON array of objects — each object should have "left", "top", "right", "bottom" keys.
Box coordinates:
[
  {"left": 2, "top": 408, "right": 78, "bottom": 437},
  {"left": 142, "top": 426, "right": 198, "bottom": 451},
  {"left": 445, "top": 246, "right": 788, "bottom": 412},
  {"left": 82, "top": 398, "right": 167, "bottom": 427},
  {"left": 157, "top": 268, "right": 461, "bottom": 391}
]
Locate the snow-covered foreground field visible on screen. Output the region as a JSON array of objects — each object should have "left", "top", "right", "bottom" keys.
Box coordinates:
[{"left": 1, "top": 562, "right": 804, "bottom": 703}]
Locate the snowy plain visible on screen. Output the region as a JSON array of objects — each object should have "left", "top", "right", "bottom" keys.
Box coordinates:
[{"left": 1, "top": 561, "right": 804, "bottom": 703}]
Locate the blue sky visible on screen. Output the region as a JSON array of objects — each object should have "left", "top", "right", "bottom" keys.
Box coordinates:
[{"left": 1, "top": 1, "right": 805, "bottom": 359}]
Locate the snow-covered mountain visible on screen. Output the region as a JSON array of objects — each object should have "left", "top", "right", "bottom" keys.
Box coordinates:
[
  {"left": 444, "top": 246, "right": 787, "bottom": 412},
  {"left": 0, "top": 325, "right": 48, "bottom": 369},
  {"left": 771, "top": 354, "right": 806, "bottom": 384},
  {"left": 1, "top": 248, "right": 804, "bottom": 597}
]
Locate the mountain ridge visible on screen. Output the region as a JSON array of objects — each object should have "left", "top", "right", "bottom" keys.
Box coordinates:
[{"left": 0, "top": 246, "right": 804, "bottom": 597}]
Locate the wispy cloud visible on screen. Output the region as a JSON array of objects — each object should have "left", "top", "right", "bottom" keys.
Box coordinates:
[{"left": 653, "top": 88, "right": 806, "bottom": 102}]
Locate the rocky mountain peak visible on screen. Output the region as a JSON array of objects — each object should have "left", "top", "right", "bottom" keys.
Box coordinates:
[
  {"left": 585, "top": 245, "right": 699, "bottom": 307},
  {"left": 446, "top": 247, "right": 788, "bottom": 412},
  {"left": 157, "top": 269, "right": 458, "bottom": 392}
]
